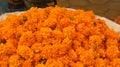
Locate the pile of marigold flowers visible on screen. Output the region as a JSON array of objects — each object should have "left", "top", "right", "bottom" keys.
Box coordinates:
[{"left": 0, "top": 6, "right": 120, "bottom": 67}]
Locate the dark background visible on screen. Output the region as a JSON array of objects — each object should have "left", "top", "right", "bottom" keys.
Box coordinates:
[{"left": 0, "top": 0, "right": 26, "bottom": 15}]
